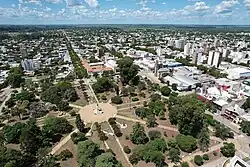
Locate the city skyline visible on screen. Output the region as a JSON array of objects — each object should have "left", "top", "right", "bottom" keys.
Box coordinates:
[{"left": 0, "top": 0, "right": 250, "bottom": 25}]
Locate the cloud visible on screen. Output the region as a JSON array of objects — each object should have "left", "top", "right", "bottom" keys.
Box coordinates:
[
  {"left": 84, "top": 0, "right": 99, "bottom": 7},
  {"left": 65, "top": 0, "right": 82, "bottom": 6},
  {"left": 215, "top": 0, "right": 239, "bottom": 14},
  {"left": 46, "top": 0, "right": 61, "bottom": 3},
  {"left": 244, "top": 0, "right": 250, "bottom": 10}
]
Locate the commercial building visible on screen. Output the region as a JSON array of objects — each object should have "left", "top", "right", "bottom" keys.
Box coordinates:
[{"left": 226, "top": 67, "right": 250, "bottom": 80}]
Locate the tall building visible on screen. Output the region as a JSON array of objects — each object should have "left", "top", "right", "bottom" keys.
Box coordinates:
[
  {"left": 168, "top": 39, "right": 175, "bottom": 47},
  {"left": 207, "top": 51, "right": 221, "bottom": 68},
  {"left": 192, "top": 51, "right": 203, "bottom": 65},
  {"left": 21, "top": 59, "right": 34, "bottom": 71},
  {"left": 214, "top": 38, "right": 220, "bottom": 48},
  {"left": 212, "top": 51, "right": 221, "bottom": 68},
  {"left": 175, "top": 39, "right": 185, "bottom": 49},
  {"left": 207, "top": 51, "right": 214, "bottom": 66},
  {"left": 184, "top": 43, "right": 190, "bottom": 55},
  {"left": 222, "top": 48, "right": 229, "bottom": 58},
  {"left": 156, "top": 47, "right": 162, "bottom": 57},
  {"left": 21, "top": 59, "right": 40, "bottom": 71},
  {"left": 20, "top": 44, "right": 28, "bottom": 58}
]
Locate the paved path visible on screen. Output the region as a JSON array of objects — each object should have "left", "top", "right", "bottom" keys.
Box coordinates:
[
  {"left": 116, "top": 114, "right": 178, "bottom": 132},
  {"left": 50, "top": 129, "right": 79, "bottom": 155},
  {"left": 107, "top": 122, "right": 133, "bottom": 167}
]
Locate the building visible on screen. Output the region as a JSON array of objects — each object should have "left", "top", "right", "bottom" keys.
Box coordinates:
[
  {"left": 20, "top": 44, "right": 28, "bottom": 58},
  {"left": 212, "top": 51, "right": 221, "bottom": 68},
  {"left": 214, "top": 37, "right": 220, "bottom": 48},
  {"left": 21, "top": 59, "right": 39, "bottom": 71},
  {"left": 156, "top": 47, "right": 162, "bottom": 56},
  {"left": 175, "top": 39, "right": 185, "bottom": 49},
  {"left": 229, "top": 156, "right": 250, "bottom": 167},
  {"left": 207, "top": 51, "right": 221, "bottom": 68},
  {"left": 82, "top": 61, "right": 113, "bottom": 75},
  {"left": 226, "top": 67, "right": 250, "bottom": 80},
  {"left": 184, "top": 43, "right": 190, "bottom": 55}
]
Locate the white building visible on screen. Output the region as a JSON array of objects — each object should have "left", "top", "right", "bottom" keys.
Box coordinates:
[
  {"left": 207, "top": 51, "right": 214, "bottom": 66},
  {"left": 226, "top": 67, "right": 250, "bottom": 80},
  {"left": 229, "top": 156, "right": 250, "bottom": 167},
  {"left": 184, "top": 43, "right": 190, "bottom": 55},
  {"left": 212, "top": 51, "right": 221, "bottom": 68}
]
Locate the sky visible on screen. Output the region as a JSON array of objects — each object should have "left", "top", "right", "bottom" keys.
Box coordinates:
[{"left": 0, "top": 0, "right": 249, "bottom": 25}]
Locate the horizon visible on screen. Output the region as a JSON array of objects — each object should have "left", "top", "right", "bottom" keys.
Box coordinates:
[{"left": 0, "top": 0, "right": 250, "bottom": 25}]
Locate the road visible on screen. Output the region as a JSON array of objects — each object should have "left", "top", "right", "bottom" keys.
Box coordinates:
[{"left": 205, "top": 111, "right": 241, "bottom": 135}]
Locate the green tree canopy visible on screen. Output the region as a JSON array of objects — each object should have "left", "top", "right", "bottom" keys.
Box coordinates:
[
  {"left": 220, "top": 142, "right": 235, "bottom": 157},
  {"left": 95, "top": 152, "right": 122, "bottom": 167},
  {"left": 117, "top": 57, "right": 139, "bottom": 84},
  {"left": 77, "top": 140, "right": 103, "bottom": 167},
  {"left": 130, "top": 122, "right": 149, "bottom": 145},
  {"left": 176, "top": 134, "right": 197, "bottom": 153}
]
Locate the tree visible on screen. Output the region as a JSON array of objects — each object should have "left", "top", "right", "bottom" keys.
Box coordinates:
[
  {"left": 168, "top": 148, "right": 180, "bottom": 163},
  {"left": 220, "top": 142, "right": 235, "bottom": 157},
  {"left": 95, "top": 152, "right": 122, "bottom": 167},
  {"left": 20, "top": 119, "right": 42, "bottom": 155},
  {"left": 43, "top": 117, "right": 73, "bottom": 135},
  {"left": 194, "top": 155, "right": 203, "bottom": 166},
  {"left": 63, "top": 88, "right": 78, "bottom": 102},
  {"left": 160, "top": 86, "right": 171, "bottom": 96},
  {"left": 146, "top": 114, "right": 156, "bottom": 128},
  {"left": 130, "top": 123, "right": 149, "bottom": 145},
  {"left": 198, "top": 123, "right": 210, "bottom": 152},
  {"left": 123, "top": 146, "right": 131, "bottom": 154},
  {"left": 75, "top": 114, "right": 85, "bottom": 132},
  {"left": 242, "top": 97, "right": 250, "bottom": 110},
  {"left": 181, "top": 162, "right": 190, "bottom": 167},
  {"left": 137, "top": 81, "right": 146, "bottom": 91},
  {"left": 176, "top": 134, "right": 197, "bottom": 153},
  {"left": 29, "top": 102, "right": 48, "bottom": 118},
  {"left": 57, "top": 100, "right": 69, "bottom": 111},
  {"left": 117, "top": 57, "right": 139, "bottom": 84},
  {"left": 172, "top": 83, "right": 177, "bottom": 91},
  {"left": 3, "top": 122, "right": 26, "bottom": 144},
  {"left": 111, "top": 96, "right": 123, "bottom": 104},
  {"left": 77, "top": 140, "right": 103, "bottom": 167},
  {"left": 135, "top": 107, "right": 151, "bottom": 119},
  {"left": 56, "top": 149, "right": 73, "bottom": 161},
  {"left": 150, "top": 93, "right": 161, "bottom": 102},
  {"left": 6, "top": 68, "right": 24, "bottom": 88},
  {"left": 149, "top": 100, "right": 165, "bottom": 116},
  {"left": 148, "top": 130, "right": 161, "bottom": 140},
  {"left": 240, "top": 121, "right": 250, "bottom": 135},
  {"left": 214, "top": 123, "right": 234, "bottom": 140},
  {"left": 169, "top": 95, "right": 207, "bottom": 137},
  {"left": 92, "top": 77, "right": 114, "bottom": 93}
]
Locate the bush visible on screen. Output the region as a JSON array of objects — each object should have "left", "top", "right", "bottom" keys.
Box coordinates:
[
  {"left": 181, "top": 162, "right": 190, "bottom": 167},
  {"left": 176, "top": 134, "right": 197, "bottom": 153},
  {"left": 123, "top": 146, "right": 131, "bottom": 154},
  {"left": 108, "top": 118, "right": 122, "bottom": 137},
  {"left": 194, "top": 155, "right": 203, "bottom": 166},
  {"left": 132, "top": 97, "right": 139, "bottom": 102},
  {"left": 160, "top": 86, "right": 171, "bottom": 96},
  {"left": 69, "top": 111, "right": 76, "bottom": 116},
  {"left": 203, "top": 154, "right": 209, "bottom": 160},
  {"left": 148, "top": 130, "right": 161, "bottom": 140},
  {"left": 111, "top": 96, "right": 123, "bottom": 104},
  {"left": 71, "top": 132, "right": 87, "bottom": 144},
  {"left": 220, "top": 142, "right": 235, "bottom": 157},
  {"left": 101, "top": 95, "right": 107, "bottom": 100},
  {"left": 56, "top": 149, "right": 73, "bottom": 161},
  {"left": 213, "top": 151, "right": 218, "bottom": 156},
  {"left": 125, "top": 135, "right": 129, "bottom": 140}
]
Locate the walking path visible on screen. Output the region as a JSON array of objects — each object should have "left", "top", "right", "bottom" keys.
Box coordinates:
[
  {"left": 50, "top": 129, "right": 79, "bottom": 155},
  {"left": 107, "top": 122, "right": 133, "bottom": 167}
]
